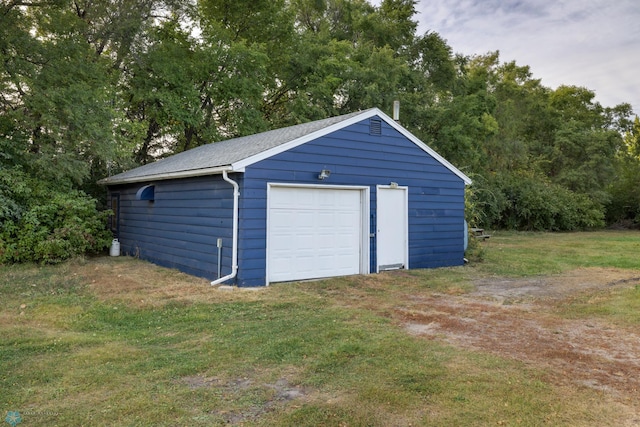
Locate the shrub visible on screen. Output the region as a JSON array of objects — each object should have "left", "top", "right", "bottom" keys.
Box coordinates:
[
  {"left": 605, "top": 157, "right": 640, "bottom": 226},
  {"left": 0, "top": 167, "right": 31, "bottom": 223},
  {"left": 471, "top": 171, "right": 605, "bottom": 231},
  {"left": 0, "top": 191, "right": 112, "bottom": 264}
]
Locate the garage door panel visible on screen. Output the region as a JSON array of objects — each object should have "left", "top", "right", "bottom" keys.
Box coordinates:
[
  {"left": 268, "top": 186, "right": 363, "bottom": 283},
  {"left": 295, "top": 236, "right": 315, "bottom": 251},
  {"left": 317, "top": 211, "right": 335, "bottom": 226}
]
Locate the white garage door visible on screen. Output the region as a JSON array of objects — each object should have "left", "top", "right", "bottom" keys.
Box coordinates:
[{"left": 268, "top": 185, "right": 364, "bottom": 283}]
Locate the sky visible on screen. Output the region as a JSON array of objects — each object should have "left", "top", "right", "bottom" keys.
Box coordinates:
[{"left": 380, "top": 0, "right": 640, "bottom": 115}]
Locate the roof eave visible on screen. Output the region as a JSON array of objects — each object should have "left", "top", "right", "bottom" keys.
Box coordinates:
[{"left": 98, "top": 165, "right": 236, "bottom": 186}]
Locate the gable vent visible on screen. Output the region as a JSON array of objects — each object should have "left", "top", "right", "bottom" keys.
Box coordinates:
[{"left": 369, "top": 119, "right": 382, "bottom": 136}]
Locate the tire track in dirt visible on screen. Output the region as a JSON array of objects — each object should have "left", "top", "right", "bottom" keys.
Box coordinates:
[{"left": 395, "top": 268, "right": 640, "bottom": 425}]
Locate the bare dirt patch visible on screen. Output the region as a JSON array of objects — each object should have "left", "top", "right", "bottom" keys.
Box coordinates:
[
  {"left": 78, "top": 257, "right": 266, "bottom": 307},
  {"left": 472, "top": 267, "right": 640, "bottom": 303},
  {"left": 179, "top": 373, "right": 308, "bottom": 424},
  {"left": 397, "top": 267, "right": 640, "bottom": 426}
]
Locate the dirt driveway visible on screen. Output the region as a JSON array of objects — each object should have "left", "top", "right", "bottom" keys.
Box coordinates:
[{"left": 396, "top": 268, "right": 640, "bottom": 425}]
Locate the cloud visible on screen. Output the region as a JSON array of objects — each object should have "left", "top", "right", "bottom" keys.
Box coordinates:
[{"left": 411, "top": 0, "right": 640, "bottom": 112}]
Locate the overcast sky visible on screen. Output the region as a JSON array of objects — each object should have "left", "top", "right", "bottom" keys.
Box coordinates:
[{"left": 382, "top": 0, "right": 640, "bottom": 115}]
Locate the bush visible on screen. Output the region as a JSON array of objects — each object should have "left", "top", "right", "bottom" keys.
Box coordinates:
[
  {"left": 471, "top": 171, "right": 605, "bottom": 231},
  {"left": 605, "top": 157, "right": 640, "bottom": 226},
  {"left": 0, "top": 167, "right": 31, "bottom": 224},
  {"left": 0, "top": 191, "right": 112, "bottom": 264}
]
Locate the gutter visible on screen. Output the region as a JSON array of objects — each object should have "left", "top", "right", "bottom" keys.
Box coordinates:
[
  {"left": 211, "top": 170, "right": 239, "bottom": 286},
  {"left": 97, "top": 166, "right": 241, "bottom": 186}
]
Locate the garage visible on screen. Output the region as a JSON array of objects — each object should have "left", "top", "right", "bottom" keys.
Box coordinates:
[
  {"left": 102, "top": 108, "right": 471, "bottom": 286},
  {"left": 267, "top": 184, "right": 369, "bottom": 283}
]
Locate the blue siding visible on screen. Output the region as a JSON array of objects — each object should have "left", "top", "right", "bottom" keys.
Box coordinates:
[
  {"left": 235, "top": 116, "right": 466, "bottom": 286},
  {"left": 108, "top": 175, "right": 236, "bottom": 281},
  {"left": 109, "top": 115, "right": 466, "bottom": 287}
]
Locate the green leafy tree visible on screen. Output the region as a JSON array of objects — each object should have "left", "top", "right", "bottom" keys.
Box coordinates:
[
  {"left": 0, "top": 0, "right": 175, "bottom": 262},
  {"left": 606, "top": 116, "right": 640, "bottom": 225},
  {"left": 3, "top": 0, "right": 640, "bottom": 261},
  {"left": 419, "top": 52, "right": 500, "bottom": 172},
  {"left": 431, "top": 52, "right": 634, "bottom": 230},
  {"left": 542, "top": 86, "right": 624, "bottom": 206}
]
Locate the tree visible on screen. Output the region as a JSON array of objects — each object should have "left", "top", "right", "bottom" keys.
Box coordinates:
[
  {"left": 542, "top": 86, "right": 624, "bottom": 206},
  {"left": 606, "top": 116, "right": 640, "bottom": 224},
  {"left": 0, "top": 0, "right": 177, "bottom": 262},
  {"left": 426, "top": 51, "right": 635, "bottom": 230},
  {"left": 3, "top": 0, "right": 640, "bottom": 262}
]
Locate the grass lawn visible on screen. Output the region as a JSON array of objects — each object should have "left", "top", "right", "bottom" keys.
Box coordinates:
[
  {"left": 478, "top": 230, "right": 640, "bottom": 275},
  {"left": 1, "top": 231, "right": 640, "bottom": 426}
]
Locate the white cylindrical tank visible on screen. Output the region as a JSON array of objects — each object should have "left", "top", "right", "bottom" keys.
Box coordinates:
[{"left": 110, "top": 239, "right": 120, "bottom": 257}]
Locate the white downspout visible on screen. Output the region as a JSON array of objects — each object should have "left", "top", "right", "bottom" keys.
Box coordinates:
[{"left": 211, "top": 170, "right": 239, "bottom": 286}]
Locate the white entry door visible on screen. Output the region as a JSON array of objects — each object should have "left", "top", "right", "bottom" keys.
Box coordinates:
[
  {"left": 267, "top": 185, "right": 368, "bottom": 283},
  {"left": 376, "top": 185, "right": 408, "bottom": 271}
]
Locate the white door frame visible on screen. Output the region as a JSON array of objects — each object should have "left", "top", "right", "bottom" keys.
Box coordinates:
[
  {"left": 376, "top": 185, "right": 409, "bottom": 273},
  {"left": 266, "top": 183, "right": 370, "bottom": 286}
]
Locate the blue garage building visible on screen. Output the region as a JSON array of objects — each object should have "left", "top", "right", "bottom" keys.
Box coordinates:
[{"left": 99, "top": 108, "right": 471, "bottom": 287}]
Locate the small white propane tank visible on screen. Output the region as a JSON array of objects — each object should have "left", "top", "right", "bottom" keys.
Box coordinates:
[{"left": 110, "top": 238, "right": 120, "bottom": 257}]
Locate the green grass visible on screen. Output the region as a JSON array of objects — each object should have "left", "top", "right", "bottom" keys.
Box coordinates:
[
  {"left": 1, "top": 231, "right": 638, "bottom": 425},
  {"left": 475, "top": 230, "right": 640, "bottom": 276},
  {"left": 556, "top": 284, "right": 640, "bottom": 326}
]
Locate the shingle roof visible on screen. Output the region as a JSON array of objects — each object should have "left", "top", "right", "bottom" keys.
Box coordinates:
[
  {"left": 98, "top": 108, "right": 472, "bottom": 185},
  {"left": 98, "top": 109, "right": 369, "bottom": 185}
]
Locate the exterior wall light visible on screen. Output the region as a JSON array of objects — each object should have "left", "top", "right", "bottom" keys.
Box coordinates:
[{"left": 318, "top": 169, "right": 331, "bottom": 180}]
